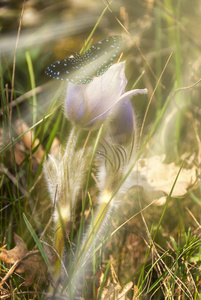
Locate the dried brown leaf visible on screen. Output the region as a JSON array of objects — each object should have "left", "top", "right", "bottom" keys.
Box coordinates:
[
  {"left": 49, "top": 136, "right": 60, "bottom": 156},
  {"left": 15, "top": 120, "right": 44, "bottom": 162},
  {"left": 97, "top": 262, "right": 133, "bottom": 300},
  {"left": 14, "top": 143, "right": 27, "bottom": 165},
  {"left": 0, "top": 233, "right": 28, "bottom": 264},
  {"left": 0, "top": 234, "right": 47, "bottom": 287}
]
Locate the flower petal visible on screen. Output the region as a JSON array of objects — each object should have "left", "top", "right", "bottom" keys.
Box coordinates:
[
  {"left": 64, "top": 62, "right": 128, "bottom": 129},
  {"left": 64, "top": 58, "right": 147, "bottom": 131},
  {"left": 88, "top": 88, "right": 148, "bottom": 129},
  {"left": 80, "top": 62, "right": 127, "bottom": 128},
  {"left": 64, "top": 83, "right": 86, "bottom": 125},
  {"left": 110, "top": 100, "right": 135, "bottom": 145}
]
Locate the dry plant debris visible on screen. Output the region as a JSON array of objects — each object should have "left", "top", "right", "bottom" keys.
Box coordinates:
[
  {"left": 14, "top": 120, "right": 60, "bottom": 165},
  {"left": 132, "top": 155, "right": 197, "bottom": 205},
  {"left": 0, "top": 233, "right": 47, "bottom": 288},
  {"left": 96, "top": 263, "right": 133, "bottom": 300}
]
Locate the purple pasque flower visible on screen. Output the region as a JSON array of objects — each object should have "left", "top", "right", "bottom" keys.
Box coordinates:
[
  {"left": 64, "top": 61, "right": 147, "bottom": 130},
  {"left": 109, "top": 99, "right": 135, "bottom": 146},
  {"left": 109, "top": 84, "right": 147, "bottom": 146}
]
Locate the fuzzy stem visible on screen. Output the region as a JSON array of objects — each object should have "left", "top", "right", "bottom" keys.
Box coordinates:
[
  {"left": 53, "top": 125, "right": 81, "bottom": 277},
  {"left": 70, "top": 191, "right": 112, "bottom": 292},
  {"left": 82, "top": 201, "right": 109, "bottom": 264},
  {"left": 64, "top": 125, "right": 80, "bottom": 159}
]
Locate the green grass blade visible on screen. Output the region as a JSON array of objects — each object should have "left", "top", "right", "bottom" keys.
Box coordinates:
[
  {"left": 23, "top": 213, "right": 54, "bottom": 278},
  {"left": 25, "top": 51, "right": 37, "bottom": 128}
]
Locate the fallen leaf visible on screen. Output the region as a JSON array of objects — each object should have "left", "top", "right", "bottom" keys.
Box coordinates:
[
  {"left": 14, "top": 143, "right": 27, "bottom": 165},
  {"left": 0, "top": 234, "right": 47, "bottom": 287},
  {"left": 0, "top": 233, "right": 28, "bottom": 264},
  {"left": 97, "top": 261, "right": 133, "bottom": 300},
  {"left": 131, "top": 155, "right": 197, "bottom": 204},
  {"left": 15, "top": 120, "right": 44, "bottom": 163},
  {"left": 49, "top": 136, "right": 60, "bottom": 156},
  {"left": 132, "top": 285, "right": 139, "bottom": 300}
]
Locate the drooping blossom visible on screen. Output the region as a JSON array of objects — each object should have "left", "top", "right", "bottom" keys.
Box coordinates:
[{"left": 64, "top": 61, "right": 147, "bottom": 130}]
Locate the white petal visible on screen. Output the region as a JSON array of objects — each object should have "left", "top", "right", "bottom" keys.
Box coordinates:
[
  {"left": 64, "top": 83, "right": 86, "bottom": 124},
  {"left": 87, "top": 88, "right": 147, "bottom": 129},
  {"left": 80, "top": 62, "right": 127, "bottom": 128}
]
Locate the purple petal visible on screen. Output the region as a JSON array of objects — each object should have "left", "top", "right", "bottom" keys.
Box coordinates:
[
  {"left": 64, "top": 83, "right": 86, "bottom": 124},
  {"left": 110, "top": 100, "right": 134, "bottom": 145},
  {"left": 64, "top": 58, "right": 147, "bottom": 131},
  {"left": 118, "top": 88, "right": 148, "bottom": 102},
  {"left": 81, "top": 62, "right": 127, "bottom": 128},
  {"left": 88, "top": 88, "right": 148, "bottom": 129},
  {"left": 64, "top": 62, "right": 128, "bottom": 129}
]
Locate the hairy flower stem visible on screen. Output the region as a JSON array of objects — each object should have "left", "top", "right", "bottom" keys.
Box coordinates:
[
  {"left": 64, "top": 125, "right": 80, "bottom": 159},
  {"left": 70, "top": 191, "right": 112, "bottom": 293},
  {"left": 82, "top": 201, "right": 109, "bottom": 263},
  {"left": 53, "top": 125, "right": 81, "bottom": 277}
]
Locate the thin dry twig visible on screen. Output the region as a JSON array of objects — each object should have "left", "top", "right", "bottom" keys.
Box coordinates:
[{"left": 186, "top": 207, "right": 201, "bottom": 231}]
